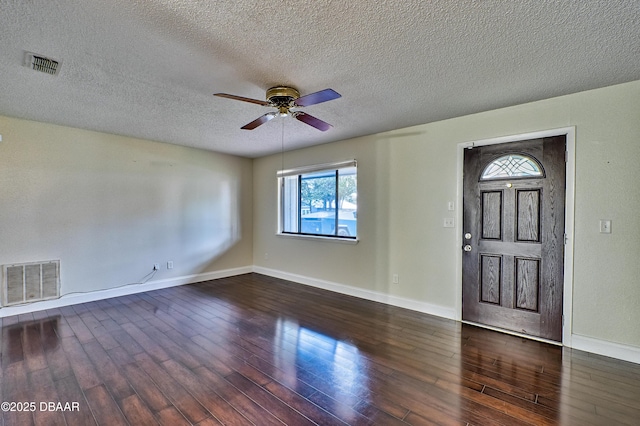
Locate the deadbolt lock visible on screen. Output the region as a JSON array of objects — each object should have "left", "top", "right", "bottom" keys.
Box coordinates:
[{"left": 464, "top": 233, "right": 472, "bottom": 240}]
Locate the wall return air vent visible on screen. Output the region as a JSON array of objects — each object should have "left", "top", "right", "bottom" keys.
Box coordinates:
[
  {"left": 24, "top": 51, "right": 61, "bottom": 75},
  {"left": 2, "top": 260, "right": 60, "bottom": 307}
]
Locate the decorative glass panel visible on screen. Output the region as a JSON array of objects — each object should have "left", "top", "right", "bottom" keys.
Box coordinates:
[{"left": 481, "top": 154, "right": 543, "bottom": 180}]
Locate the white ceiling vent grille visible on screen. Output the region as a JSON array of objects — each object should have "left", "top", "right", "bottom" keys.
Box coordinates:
[
  {"left": 2, "top": 260, "right": 60, "bottom": 307},
  {"left": 23, "top": 51, "right": 61, "bottom": 75}
]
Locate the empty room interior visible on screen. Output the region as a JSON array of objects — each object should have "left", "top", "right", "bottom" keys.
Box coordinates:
[{"left": 1, "top": 1, "right": 640, "bottom": 425}]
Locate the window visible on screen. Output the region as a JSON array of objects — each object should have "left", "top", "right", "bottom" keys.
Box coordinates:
[
  {"left": 278, "top": 160, "right": 357, "bottom": 239},
  {"left": 480, "top": 154, "right": 543, "bottom": 180}
]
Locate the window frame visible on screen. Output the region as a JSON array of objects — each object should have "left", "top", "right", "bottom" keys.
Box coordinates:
[{"left": 277, "top": 160, "right": 358, "bottom": 243}]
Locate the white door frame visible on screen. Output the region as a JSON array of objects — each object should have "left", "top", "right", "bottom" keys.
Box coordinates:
[{"left": 455, "top": 127, "right": 576, "bottom": 346}]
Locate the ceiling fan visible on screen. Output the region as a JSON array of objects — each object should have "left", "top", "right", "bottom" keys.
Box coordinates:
[{"left": 214, "top": 86, "right": 341, "bottom": 131}]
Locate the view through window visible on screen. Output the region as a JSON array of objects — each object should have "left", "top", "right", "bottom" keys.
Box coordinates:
[{"left": 279, "top": 161, "right": 357, "bottom": 239}]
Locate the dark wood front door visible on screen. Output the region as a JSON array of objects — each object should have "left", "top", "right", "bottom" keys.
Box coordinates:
[{"left": 462, "top": 136, "right": 566, "bottom": 341}]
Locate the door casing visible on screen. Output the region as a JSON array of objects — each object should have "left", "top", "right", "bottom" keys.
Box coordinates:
[{"left": 455, "top": 127, "right": 576, "bottom": 346}]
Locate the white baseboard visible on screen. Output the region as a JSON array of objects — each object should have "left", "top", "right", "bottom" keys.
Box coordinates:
[
  {"left": 252, "top": 266, "right": 457, "bottom": 320},
  {"left": 570, "top": 334, "right": 640, "bottom": 365},
  {"left": 0, "top": 266, "right": 252, "bottom": 318}
]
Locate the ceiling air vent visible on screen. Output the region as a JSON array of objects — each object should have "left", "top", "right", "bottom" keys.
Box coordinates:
[{"left": 24, "top": 51, "right": 61, "bottom": 75}]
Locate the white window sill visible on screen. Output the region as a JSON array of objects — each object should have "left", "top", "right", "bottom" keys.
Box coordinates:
[{"left": 276, "top": 233, "right": 359, "bottom": 244}]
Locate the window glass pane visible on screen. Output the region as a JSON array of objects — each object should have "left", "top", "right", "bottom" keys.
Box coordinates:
[
  {"left": 481, "top": 154, "right": 542, "bottom": 180},
  {"left": 338, "top": 167, "right": 357, "bottom": 237},
  {"left": 282, "top": 176, "right": 299, "bottom": 233},
  {"left": 300, "top": 172, "right": 336, "bottom": 236}
]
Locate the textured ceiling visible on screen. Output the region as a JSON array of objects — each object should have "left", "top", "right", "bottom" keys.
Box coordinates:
[{"left": 1, "top": 1, "right": 639, "bottom": 158}]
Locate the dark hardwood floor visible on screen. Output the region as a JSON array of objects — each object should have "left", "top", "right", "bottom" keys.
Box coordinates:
[{"left": 2, "top": 273, "right": 639, "bottom": 425}]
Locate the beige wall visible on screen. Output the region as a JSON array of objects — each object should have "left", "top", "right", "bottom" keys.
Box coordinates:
[
  {"left": 0, "top": 116, "right": 253, "bottom": 302},
  {"left": 253, "top": 80, "right": 640, "bottom": 349}
]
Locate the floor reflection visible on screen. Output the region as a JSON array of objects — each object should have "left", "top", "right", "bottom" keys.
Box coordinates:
[
  {"left": 2, "top": 316, "right": 60, "bottom": 365},
  {"left": 272, "top": 318, "right": 367, "bottom": 416},
  {"left": 458, "top": 322, "right": 563, "bottom": 423}
]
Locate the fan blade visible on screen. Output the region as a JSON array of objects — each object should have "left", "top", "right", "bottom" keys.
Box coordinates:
[
  {"left": 294, "top": 112, "right": 332, "bottom": 131},
  {"left": 214, "top": 93, "right": 270, "bottom": 106},
  {"left": 294, "top": 88, "right": 341, "bottom": 107},
  {"left": 241, "top": 112, "right": 277, "bottom": 130}
]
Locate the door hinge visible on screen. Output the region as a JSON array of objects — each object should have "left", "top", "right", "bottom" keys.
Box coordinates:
[
  {"left": 564, "top": 233, "right": 568, "bottom": 244},
  {"left": 565, "top": 151, "right": 569, "bottom": 162}
]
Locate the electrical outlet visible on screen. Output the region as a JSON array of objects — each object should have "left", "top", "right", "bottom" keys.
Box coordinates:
[
  {"left": 444, "top": 218, "right": 455, "bottom": 228},
  {"left": 167, "top": 261, "right": 173, "bottom": 269},
  {"left": 392, "top": 274, "right": 399, "bottom": 284},
  {"left": 264, "top": 252, "right": 269, "bottom": 260},
  {"left": 153, "top": 263, "right": 160, "bottom": 271}
]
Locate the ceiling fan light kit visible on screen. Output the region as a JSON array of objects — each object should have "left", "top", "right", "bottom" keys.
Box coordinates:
[{"left": 214, "top": 86, "right": 341, "bottom": 131}]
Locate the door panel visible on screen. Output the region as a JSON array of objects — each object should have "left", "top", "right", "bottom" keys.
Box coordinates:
[
  {"left": 462, "top": 136, "right": 566, "bottom": 341},
  {"left": 516, "top": 189, "right": 541, "bottom": 242},
  {"left": 480, "top": 255, "right": 501, "bottom": 304},
  {"left": 515, "top": 257, "right": 540, "bottom": 311},
  {"left": 481, "top": 191, "right": 503, "bottom": 239}
]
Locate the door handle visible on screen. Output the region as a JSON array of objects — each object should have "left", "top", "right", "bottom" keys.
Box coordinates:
[{"left": 463, "top": 245, "right": 472, "bottom": 252}]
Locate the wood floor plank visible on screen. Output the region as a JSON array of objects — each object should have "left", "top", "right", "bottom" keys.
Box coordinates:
[
  {"left": 196, "top": 417, "right": 225, "bottom": 425},
  {"left": 246, "top": 354, "right": 321, "bottom": 398},
  {"left": 58, "top": 336, "right": 102, "bottom": 391},
  {"left": 155, "top": 406, "right": 192, "bottom": 425},
  {"left": 263, "top": 378, "right": 348, "bottom": 425},
  {"left": 22, "top": 322, "right": 47, "bottom": 372},
  {"left": 3, "top": 273, "right": 640, "bottom": 425},
  {"left": 2, "top": 361, "right": 35, "bottom": 426},
  {"left": 28, "top": 368, "right": 66, "bottom": 426},
  {"left": 40, "top": 318, "right": 71, "bottom": 381},
  {"left": 120, "top": 362, "right": 172, "bottom": 412},
  {"left": 139, "top": 323, "right": 203, "bottom": 369},
  {"left": 82, "top": 339, "right": 135, "bottom": 401},
  {"left": 352, "top": 400, "right": 409, "bottom": 425},
  {"left": 190, "top": 365, "right": 284, "bottom": 426},
  {"left": 306, "top": 389, "right": 373, "bottom": 425},
  {"left": 225, "top": 371, "right": 317, "bottom": 425},
  {"left": 63, "top": 314, "right": 95, "bottom": 344},
  {"left": 2, "top": 326, "right": 24, "bottom": 367},
  {"left": 133, "top": 352, "right": 211, "bottom": 424},
  {"left": 160, "top": 359, "right": 254, "bottom": 425},
  {"left": 53, "top": 375, "right": 97, "bottom": 426},
  {"left": 119, "top": 394, "right": 158, "bottom": 426},
  {"left": 83, "top": 384, "right": 128, "bottom": 426},
  {"left": 403, "top": 410, "right": 465, "bottom": 426},
  {"left": 120, "top": 322, "right": 171, "bottom": 363},
  {"left": 109, "top": 328, "right": 145, "bottom": 357}
]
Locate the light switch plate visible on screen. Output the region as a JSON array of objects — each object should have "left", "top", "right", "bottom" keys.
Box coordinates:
[
  {"left": 444, "top": 218, "right": 455, "bottom": 228},
  {"left": 599, "top": 220, "right": 611, "bottom": 234}
]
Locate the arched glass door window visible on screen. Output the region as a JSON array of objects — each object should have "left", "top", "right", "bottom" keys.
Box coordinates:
[{"left": 480, "top": 154, "right": 544, "bottom": 180}]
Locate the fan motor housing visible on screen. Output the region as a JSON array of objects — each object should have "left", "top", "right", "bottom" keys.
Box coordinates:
[{"left": 266, "top": 86, "right": 300, "bottom": 106}]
